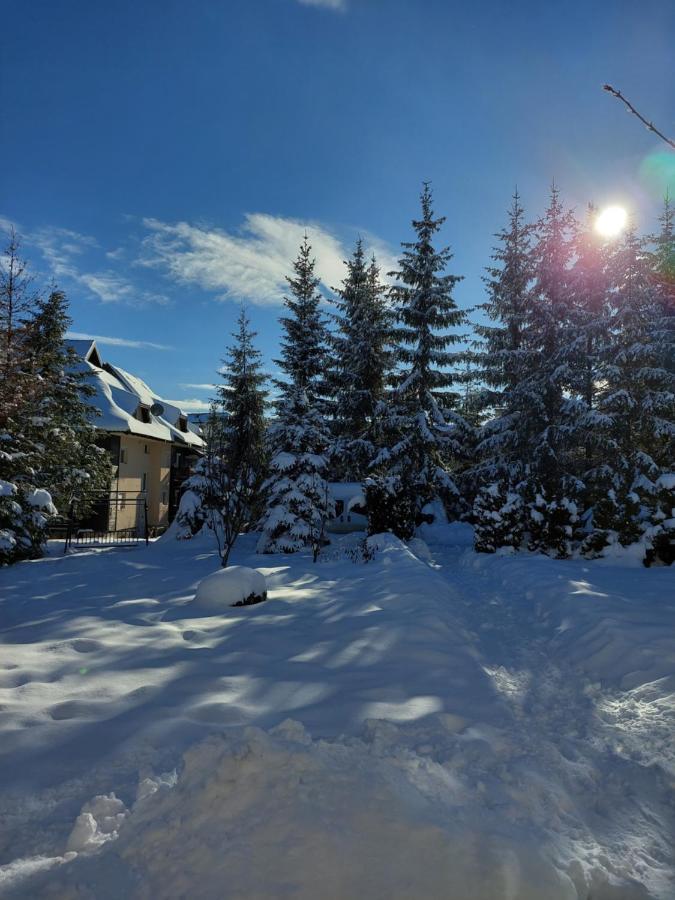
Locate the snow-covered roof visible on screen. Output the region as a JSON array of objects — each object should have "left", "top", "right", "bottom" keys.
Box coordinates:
[
  {"left": 329, "top": 482, "right": 366, "bottom": 511},
  {"left": 67, "top": 342, "right": 205, "bottom": 449}
]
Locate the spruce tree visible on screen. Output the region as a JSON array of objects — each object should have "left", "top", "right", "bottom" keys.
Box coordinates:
[
  {"left": 468, "top": 191, "right": 536, "bottom": 551},
  {"left": 652, "top": 193, "right": 675, "bottom": 390},
  {"left": 371, "top": 183, "right": 469, "bottom": 526},
  {"left": 277, "top": 236, "right": 330, "bottom": 399},
  {"left": 218, "top": 307, "right": 268, "bottom": 481},
  {"left": 330, "top": 240, "right": 392, "bottom": 481},
  {"left": 23, "top": 289, "right": 111, "bottom": 514},
  {"left": 175, "top": 309, "right": 268, "bottom": 565},
  {"left": 590, "top": 223, "right": 675, "bottom": 551},
  {"left": 523, "top": 185, "right": 579, "bottom": 554},
  {"left": 471, "top": 191, "right": 536, "bottom": 478},
  {"left": 565, "top": 207, "right": 614, "bottom": 535},
  {"left": 258, "top": 239, "right": 334, "bottom": 555}
]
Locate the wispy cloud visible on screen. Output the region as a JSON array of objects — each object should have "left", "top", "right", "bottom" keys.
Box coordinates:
[
  {"left": 178, "top": 382, "right": 217, "bottom": 391},
  {"left": 23, "top": 224, "right": 169, "bottom": 306},
  {"left": 138, "top": 213, "right": 393, "bottom": 306},
  {"left": 297, "top": 0, "right": 347, "bottom": 11},
  {"left": 66, "top": 331, "right": 172, "bottom": 351}
]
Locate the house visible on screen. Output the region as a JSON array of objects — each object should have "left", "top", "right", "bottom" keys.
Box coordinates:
[
  {"left": 68, "top": 339, "right": 205, "bottom": 534},
  {"left": 326, "top": 483, "right": 368, "bottom": 534}
]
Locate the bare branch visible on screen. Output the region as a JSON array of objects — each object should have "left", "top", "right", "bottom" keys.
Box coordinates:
[{"left": 602, "top": 84, "right": 675, "bottom": 151}]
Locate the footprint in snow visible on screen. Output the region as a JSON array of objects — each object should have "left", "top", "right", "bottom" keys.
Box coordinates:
[
  {"left": 49, "top": 700, "right": 104, "bottom": 720},
  {"left": 70, "top": 639, "right": 102, "bottom": 653}
]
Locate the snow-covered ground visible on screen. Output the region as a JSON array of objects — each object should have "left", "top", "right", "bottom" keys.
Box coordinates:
[{"left": 1, "top": 525, "right": 674, "bottom": 898}]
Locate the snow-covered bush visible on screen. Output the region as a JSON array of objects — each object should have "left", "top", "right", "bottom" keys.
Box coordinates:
[
  {"left": 0, "top": 475, "right": 56, "bottom": 566},
  {"left": 473, "top": 482, "right": 523, "bottom": 553},
  {"left": 173, "top": 458, "right": 213, "bottom": 539},
  {"left": 526, "top": 488, "right": 580, "bottom": 560},
  {"left": 193, "top": 566, "right": 267, "bottom": 611}
]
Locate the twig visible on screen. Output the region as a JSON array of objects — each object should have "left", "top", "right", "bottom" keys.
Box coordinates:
[{"left": 602, "top": 84, "right": 675, "bottom": 151}]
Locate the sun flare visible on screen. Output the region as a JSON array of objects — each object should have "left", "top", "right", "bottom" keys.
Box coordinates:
[{"left": 595, "top": 205, "right": 628, "bottom": 238}]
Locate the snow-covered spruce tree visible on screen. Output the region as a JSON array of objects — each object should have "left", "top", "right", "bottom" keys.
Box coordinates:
[
  {"left": 564, "top": 207, "right": 615, "bottom": 540},
  {"left": 258, "top": 238, "right": 334, "bottom": 556},
  {"left": 651, "top": 193, "right": 675, "bottom": 392},
  {"left": 586, "top": 223, "right": 675, "bottom": 555},
  {"left": 22, "top": 289, "right": 111, "bottom": 515},
  {"left": 370, "top": 183, "right": 470, "bottom": 534},
  {"left": 523, "top": 185, "right": 581, "bottom": 556},
  {"left": 330, "top": 240, "right": 392, "bottom": 481},
  {"left": 0, "top": 230, "right": 57, "bottom": 563},
  {"left": 176, "top": 309, "right": 268, "bottom": 566},
  {"left": 469, "top": 190, "right": 536, "bottom": 550}
]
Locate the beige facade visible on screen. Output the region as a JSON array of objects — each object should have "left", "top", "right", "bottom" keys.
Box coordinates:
[
  {"left": 110, "top": 435, "right": 172, "bottom": 532},
  {"left": 67, "top": 338, "right": 205, "bottom": 537}
]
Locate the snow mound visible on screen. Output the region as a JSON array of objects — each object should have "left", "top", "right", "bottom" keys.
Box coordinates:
[
  {"left": 192, "top": 565, "right": 267, "bottom": 611},
  {"left": 30, "top": 721, "right": 577, "bottom": 900},
  {"left": 66, "top": 794, "right": 128, "bottom": 853}
]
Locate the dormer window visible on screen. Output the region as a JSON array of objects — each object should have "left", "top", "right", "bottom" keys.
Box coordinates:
[
  {"left": 178, "top": 415, "right": 188, "bottom": 432},
  {"left": 136, "top": 405, "right": 151, "bottom": 424}
]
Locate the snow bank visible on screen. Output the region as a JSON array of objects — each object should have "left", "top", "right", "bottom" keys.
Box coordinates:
[
  {"left": 25, "top": 720, "right": 577, "bottom": 900},
  {"left": 192, "top": 565, "right": 267, "bottom": 610}
]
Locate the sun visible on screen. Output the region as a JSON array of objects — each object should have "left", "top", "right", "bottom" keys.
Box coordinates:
[{"left": 595, "top": 205, "right": 628, "bottom": 238}]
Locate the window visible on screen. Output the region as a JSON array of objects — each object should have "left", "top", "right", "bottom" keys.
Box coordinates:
[
  {"left": 144, "top": 444, "right": 149, "bottom": 454},
  {"left": 161, "top": 492, "right": 167, "bottom": 505},
  {"left": 137, "top": 406, "right": 151, "bottom": 424},
  {"left": 178, "top": 415, "right": 188, "bottom": 432},
  {"left": 142, "top": 473, "right": 147, "bottom": 493},
  {"left": 120, "top": 448, "right": 128, "bottom": 464}
]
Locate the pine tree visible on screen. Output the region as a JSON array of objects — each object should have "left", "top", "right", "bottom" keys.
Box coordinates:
[
  {"left": 468, "top": 191, "right": 537, "bottom": 550},
  {"left": 652, "top": 193, "right": 675, "bottom": 396},
  {"left": 258, "top": 240, "right": 334, "bottom": 555},
  {"left": 257, "top": 386, "right": 334, "bottom": 556},
  {"left": 372, "top": 183, "right": 469, "bottom": 525},
  {"left": 277, "top": 236, "right": 330, "bottom": 400},
  {"left": 589, "top": 223, "right": 675, "bottom": 551},
  {"left": 523, "top": 185, "right": 580, "bottom": 554},
  {"left": 564, "top": 207, "right": 614, "bottom": 534},
  {"left": 471, "top": 191, "right": 536, "bottom": 481},
  {"left": 330, "top": 240, "right": 392, "bottom": 481},
  {"left": 176, "top": 310, "right": 268, "bottom": 565},
  {"left": 22, "top": 289, "right": 111, "bottom": 514},
  {"left": 218, "top": 307, "right": 268, "bottom": 481}
]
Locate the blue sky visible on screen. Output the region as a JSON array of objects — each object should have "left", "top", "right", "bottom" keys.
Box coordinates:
[{"left": 2, "top": 0, "right": 674, "bottom": 411}]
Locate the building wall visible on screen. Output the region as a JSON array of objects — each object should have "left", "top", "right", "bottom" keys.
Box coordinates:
[{"left": 113, "top": 435, "right": 171, "bottom": 531}]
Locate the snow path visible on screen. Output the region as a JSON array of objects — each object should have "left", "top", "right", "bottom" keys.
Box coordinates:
[
  {"left": 422, "top": 524, "right": 675, "bottom": 899},
  {"left": 1, "top": 527, "right": 674, "bottom": 898}
]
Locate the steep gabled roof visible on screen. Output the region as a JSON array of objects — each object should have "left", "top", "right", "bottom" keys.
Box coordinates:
[
  {"left": 67, "top": 346, "right": 204, "bottom": 449},
  {"left": 66, "top": 339, "right": 103, "bottom": 368}
]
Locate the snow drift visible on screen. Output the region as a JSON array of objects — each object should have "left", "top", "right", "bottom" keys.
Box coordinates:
[{"left": 192, "top": 565, "right": 267, "bottom": 610}]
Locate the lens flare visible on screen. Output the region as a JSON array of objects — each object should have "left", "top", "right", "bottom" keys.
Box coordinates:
[{"left": 595, "top": 205, "right": 628, "bottom": 238}]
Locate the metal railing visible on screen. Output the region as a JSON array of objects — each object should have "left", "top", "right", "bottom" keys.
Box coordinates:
[{"left": 51, "top": 492, "right": 149, "bottom": 553}]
